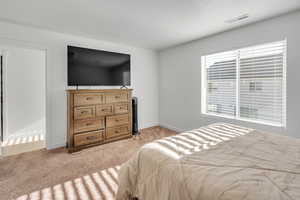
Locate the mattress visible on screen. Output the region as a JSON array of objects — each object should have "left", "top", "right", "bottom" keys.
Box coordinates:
[{"left": 116, "top": 123, "right": 300, "bottom": 200}]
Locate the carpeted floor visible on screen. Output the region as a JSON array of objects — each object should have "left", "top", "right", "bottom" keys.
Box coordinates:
[{"left": 0, "top": 126, "right": 177, "bottom": 200}]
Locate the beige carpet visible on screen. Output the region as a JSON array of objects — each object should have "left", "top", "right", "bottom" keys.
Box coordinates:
[{"left": 0, "top": 127, "right": 177, "bottom": 200}]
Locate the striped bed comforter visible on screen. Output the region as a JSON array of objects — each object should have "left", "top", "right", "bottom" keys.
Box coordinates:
[{"left": 116, "top": 123, "right": 300, "bottom": 200}]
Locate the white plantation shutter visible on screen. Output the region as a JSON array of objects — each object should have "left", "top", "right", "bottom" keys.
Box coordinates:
[{"left": 202, "top": 40, "right": 286, "bottom": 126}]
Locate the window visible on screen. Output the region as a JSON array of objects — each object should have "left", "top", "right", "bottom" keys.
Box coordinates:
[{"left": 201, "top": 40, "right": 286, "bottom": 127}]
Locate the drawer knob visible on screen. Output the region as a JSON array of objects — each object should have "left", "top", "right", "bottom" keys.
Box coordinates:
[
  {"left": 86, "top": 123, "right": 92, "bottom": 126},
  {"left": 86, "top": 136, "right": 97, "bottom": 140},
  {"left": 81, "top": 111, "right": 88, "bottom": 114},
  {"left": 86, "top": 97, "right": 93, "bottom": 100},
  {"left": 115, "top": 96, "right": 120, "bottom": 99},
  {"left": 115, "top": 130, "right": 119, "bottom": 133}
]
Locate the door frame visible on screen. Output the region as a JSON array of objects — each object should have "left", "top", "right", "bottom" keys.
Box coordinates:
[
  {"left": 0, "top": 36, "right": 49, "bottom": 148},
  {"left": 0, "top": 50, "right": 8, "bottom": 142},
  {"left": 0, "top": 54, "right": 3, "bottom": 142}
]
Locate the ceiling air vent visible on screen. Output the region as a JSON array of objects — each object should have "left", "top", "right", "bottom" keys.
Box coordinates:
[{"left": 225, "top": 14, "right": 249, "bottom": 24}]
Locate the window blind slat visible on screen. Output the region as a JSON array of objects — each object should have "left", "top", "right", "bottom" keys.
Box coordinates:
[
  {"left": 239, "top": 41, "right": 285, "bottom": 124},
  {"left": 202, "top": 40, "right": 286, "bottom": 126},
  {"left": 206, "top": 51, "right": 237, "bottom": 116}
]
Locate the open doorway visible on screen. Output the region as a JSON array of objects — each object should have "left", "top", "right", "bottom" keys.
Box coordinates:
[{"left": 0, "top": 45, "right": 46, "bottom": 156}]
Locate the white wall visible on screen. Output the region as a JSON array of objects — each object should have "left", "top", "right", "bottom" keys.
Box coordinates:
[
  {"left": 0, "top": 21, "right": 159, "bottom": 149},
  {"left": 159, "top": 11, "right": 300, "bottom": 138},
  {"left": 1, "top": 46, "right": 46, "bottom": 139}
]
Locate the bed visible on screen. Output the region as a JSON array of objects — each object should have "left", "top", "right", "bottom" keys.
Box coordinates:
[{"left": 116, "top": 123, "right": 300, "bottom": 200}]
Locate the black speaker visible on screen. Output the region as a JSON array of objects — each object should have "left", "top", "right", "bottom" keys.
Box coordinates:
[{"left": 132, "top": 97, "right": 139, "bottom": 135}]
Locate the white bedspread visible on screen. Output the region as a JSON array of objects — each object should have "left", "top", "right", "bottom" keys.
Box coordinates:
[{"left": 116, "top": 123, "right": 300, "bottom": 200}]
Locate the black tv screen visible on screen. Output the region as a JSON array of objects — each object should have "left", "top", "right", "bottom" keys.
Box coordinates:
[{"left": 68, "top": 46, "right": 131, "bottom": 86}]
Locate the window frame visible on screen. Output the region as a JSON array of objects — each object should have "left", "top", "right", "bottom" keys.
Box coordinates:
[{"left": 201, "top": 40, "right": 287, "bottom": 127}]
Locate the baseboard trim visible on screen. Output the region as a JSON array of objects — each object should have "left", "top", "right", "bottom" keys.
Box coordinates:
[
  {"left": 2, "top": 140, "right": 46, "bottom": 156},
  {"left": 47, "top": 142, "right": 66, "bottom": 150},
  {"left": 140, "top": 122, "right": 160, "bottom": 129},
  {"left": 159, "top": 123, "right": 185, "bottom": 132},
  {"left": 140, "top": 125, "right": 160, "bottom": 132}
]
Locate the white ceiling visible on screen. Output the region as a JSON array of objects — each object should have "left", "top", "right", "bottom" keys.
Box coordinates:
[{"left": 1, "top": 0, "right": 300, "bottom": 50}]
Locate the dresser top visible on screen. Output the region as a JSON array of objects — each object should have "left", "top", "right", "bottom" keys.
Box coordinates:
[{"left": 66, "top": 89, "right": 133, "bottom": 93}]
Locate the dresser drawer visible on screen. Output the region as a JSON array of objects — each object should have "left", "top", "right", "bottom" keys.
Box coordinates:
[
  {"left": 105, "top": 93, "right": 128, "bottom": 103},
  {"left": 106, "top": 125, "right": 130, "bottom": 139},
  {"left": 74, "top": 118, "right": 104, "bottom": 133},
  {"left": 114, "top": 103, "right": 129, "bottom": 114},
  {"left": 74, "top": 130, "right": 104, "bottom": 147},
  {"left": 74, "top": 93, "right": 103, "bottom": 106},
  {"left": 106, "top": 114, "right": 130, "bottom": 128},
  {"left": 74, "top": 106, "right": 95, "bottom": 120},
  {"left": 96, "top": 104, "right": 113, "bottom": 116}
]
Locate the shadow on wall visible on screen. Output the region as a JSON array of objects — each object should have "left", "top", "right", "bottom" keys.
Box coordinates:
[
  {"left": 2, "top": 133, "right": 44, "bottom": 147},
  {"left": 6, "top": 118, "right": 46, "bottom": 139}
]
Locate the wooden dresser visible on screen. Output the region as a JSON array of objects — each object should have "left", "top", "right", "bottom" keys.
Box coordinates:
[{"left": 67, "top": 89, "right": 133, "bottom": 152}]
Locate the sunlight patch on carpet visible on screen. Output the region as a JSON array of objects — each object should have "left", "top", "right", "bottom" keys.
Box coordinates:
[{"left": 15, "top": 166, "right": 121, "bottom": 200}]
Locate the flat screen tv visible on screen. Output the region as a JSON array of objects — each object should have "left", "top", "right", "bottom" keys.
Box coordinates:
[{"left": 68, "top": 46, "right": 131, "bottom": 86}]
